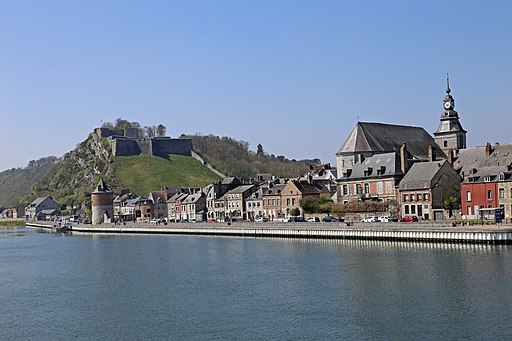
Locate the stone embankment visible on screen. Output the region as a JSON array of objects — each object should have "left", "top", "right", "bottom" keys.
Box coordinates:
[{"left": 27, "top": 221, "right": 512, "bottom": 244}]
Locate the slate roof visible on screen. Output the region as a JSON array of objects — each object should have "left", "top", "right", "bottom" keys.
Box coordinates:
[
  {"left": 93, "top": 179, "right": 110, "bottom": 193},
  {"left": 149, "top": 191, "right": 166, "bottom": 203},
  {"left": 337, "top": 122, "right": 445, "bottom": 160},
  {"left": 29, "top": 196, "right": 48, "bottom": 207},
  {"left": 225, "top": 184, "right": 255, "bottom": 195},
  {"left": 183, "top": 192, "right": 203, "bottom": 204},
  {"left": 453, "top": 144, "right": 512, "bottom": 177},
  {"left": 342, "top": 152, "right": 401, "bottom": 180},
  {"left": 463, "top": 166, "right": 510, "bottom": 183},
  {"left": 399, "top": 160, "right": 446, "bottom": 190},
  {"left": 167, "top": 192, "right": 188, "bottom": 203},
  {"left": 263, "top": 184, "right": 287, "bottom": 196},
  {"left": 292, "top": 180, "right": 329, "bottom": 194}
]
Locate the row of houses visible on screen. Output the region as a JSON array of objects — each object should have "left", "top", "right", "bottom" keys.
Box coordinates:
[{"left": 110, "top": 167, "right": 337, "bottom": 223}]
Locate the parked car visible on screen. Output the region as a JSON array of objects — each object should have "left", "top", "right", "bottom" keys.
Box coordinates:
[
  {"left": 255, "top": 216, "right": 267, "bottom": 223},
  {"left": 400, "top": 216, "right": 419, "bottom": 222},
  {"left": 286, "top": 216, "right": 306, "bottom": 222},
  {"left": 361, "top": 216, "right": 378, "bottom": 222},
  {"left": 322, "top": 216, "right": 338, "bottom": 222},
  {"left": 307, "top": 217, "right": 320, "bottom": 222},
  {"left": 378, "top": 216, "right": 393, "bottom": 222}
]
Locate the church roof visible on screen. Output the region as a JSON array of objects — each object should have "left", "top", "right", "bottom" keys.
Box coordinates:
[
  {"left": 435, "top": 116, "right": 466, "bottom": 135},
  {"left": 337, "top": 122, "right": 445, "bottom": 160}
]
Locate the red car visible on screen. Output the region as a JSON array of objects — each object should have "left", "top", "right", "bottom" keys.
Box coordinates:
[{"left": 400, "top": 216, "right": 418, "bottom": 222}]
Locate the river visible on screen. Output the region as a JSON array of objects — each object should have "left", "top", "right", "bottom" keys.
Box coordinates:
[{"left": 1, "top": 227, "right": 511, "bottom": 340}]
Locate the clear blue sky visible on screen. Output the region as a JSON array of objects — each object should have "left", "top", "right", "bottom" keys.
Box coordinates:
[{"left": 1, "top": 0, "right": 511, "bottom": 171}]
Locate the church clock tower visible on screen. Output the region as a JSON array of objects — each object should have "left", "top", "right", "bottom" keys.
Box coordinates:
[{"left": 434, "top": 75, "right": 467, "bottom": 159}]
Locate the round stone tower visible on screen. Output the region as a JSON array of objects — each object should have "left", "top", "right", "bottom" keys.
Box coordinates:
[{"left": 91, "top": 179, "right": 113, "bottom": 225}]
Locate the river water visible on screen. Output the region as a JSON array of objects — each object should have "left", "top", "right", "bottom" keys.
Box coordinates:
[{"left": 1, "top": 227, "right": 511, "bottom": 340}]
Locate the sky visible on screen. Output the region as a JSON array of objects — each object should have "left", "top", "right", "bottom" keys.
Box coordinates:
[{"left": 1, "top": 0, "right": 511, "bottom": 172}]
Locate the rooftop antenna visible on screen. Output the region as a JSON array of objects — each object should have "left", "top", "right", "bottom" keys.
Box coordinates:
[
  {"left": 446, "top": 73, "right": 451, "bottom": 94},
  {"left": 356, "top": 115, "right": 361, "bottom": 122}
]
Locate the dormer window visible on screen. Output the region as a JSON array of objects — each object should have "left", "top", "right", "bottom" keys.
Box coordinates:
[
  {"left": 484, "top": 176, "right": 491, "bottom": 182},
  {"left": 499, "top": 173, "right": 505, "bottom": 181}
]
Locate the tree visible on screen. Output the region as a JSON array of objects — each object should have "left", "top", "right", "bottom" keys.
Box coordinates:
[
  {"left": 290, "top": 207, "right": 301, "bottom": 217},
  {"left": 156, "top": 124, "right": 167, "bottom": 137},
  {"left": 443, "top": 197, "right": 459, "bottom": 218},
  {"left": 257, "top": 143, "right": 264, "bottom": 156},
  {"left": 145, "top": 126, "right": 155, "bottom": 138},
  {"left": 300, "top": 197, "right": 320, "bottom": 214},
  {"left": 330, "top": 203, "right": 346, "bottom": 220}
]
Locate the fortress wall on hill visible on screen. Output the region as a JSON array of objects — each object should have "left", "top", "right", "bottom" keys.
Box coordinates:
[
  {"left": 111, "top": 137, "right": 193, "bottom": 157},
  {"left": 112, "top": 139, "right": 142, "bottom": 156},
  {"left": 152, "top": 138, "right": 193, "bottom": 156}
]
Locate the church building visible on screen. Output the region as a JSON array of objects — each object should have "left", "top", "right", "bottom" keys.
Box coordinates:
[{"left": 335, "top": 77, "right": 467, "bottom": 215}]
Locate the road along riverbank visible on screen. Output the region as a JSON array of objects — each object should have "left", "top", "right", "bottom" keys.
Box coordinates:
[{"left": 26, "top": 221, "right": 512, "bottom": 244}]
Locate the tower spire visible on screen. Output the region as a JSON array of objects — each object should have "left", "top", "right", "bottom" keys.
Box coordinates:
[{"left": 446, "top": 73, "right": 451, "bottom": 94}]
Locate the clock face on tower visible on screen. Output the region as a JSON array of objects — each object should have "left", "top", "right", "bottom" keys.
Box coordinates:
[{"left": 444, "top": 101, "right": 452, "bottom": 110}]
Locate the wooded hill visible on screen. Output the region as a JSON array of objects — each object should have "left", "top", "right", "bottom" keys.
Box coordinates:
[
  {"left": 0, "top": 120, "right": 320, "bottom": 208},
  {"left": 184, "top": 134, "right": 319, "bottom": 180}
]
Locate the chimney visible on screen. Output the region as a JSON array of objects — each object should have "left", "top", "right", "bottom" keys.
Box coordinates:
[
  {"left": 447, "top": 149, "right": 454, "bottom": 164},
  {"left": 486, "top": 142, "right": 492, "bottom": 156},
  {"left": 357, "top": 153, "right": 365, "bottom": 164},
  {"left": 307, "top": 172, "right": 313, "bottom": 184},
  {"left": 162, "top": 186, "right": 169, "bottom": 201},
  {"left": 428, "top": 145, "right": 437, "bottom": 162},
  {"left": 400, "top": 143, "right": 407, "bottom": 173}
]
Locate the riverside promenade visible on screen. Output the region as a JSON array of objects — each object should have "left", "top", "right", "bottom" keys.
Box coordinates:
[{"left": 27, "top": 221, "right": 512, "bottom": 244}]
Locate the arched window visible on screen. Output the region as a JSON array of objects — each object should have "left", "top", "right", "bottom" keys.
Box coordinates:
[{"left": 444, "top": 140, "right": 448, "bottom": 147}]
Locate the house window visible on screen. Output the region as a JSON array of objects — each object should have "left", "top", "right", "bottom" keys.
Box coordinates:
[
  {"left": 404, "top": 194, "right": 409, "bottom": 202},
  {"left": 411, "top": 205, "right": 416, "bottom": 214},
  {"left": 286, "top": 198, "right": 290, "bottom": 206},
  {"left": 487, "top": 190, "right": 493, "bottom": 201},
  {"left": 467, "top": 206, "right": 472, "bottom": 215},
  {"left": 423, "top": 193, "right": 429, "bottom": 201},
  {"left": 466, "top": 191, "right": 471, "bottom": 202},
  {"left": 376, "top": 182, "right": 383, "bottom": 195},
  {"left": 484, "top": 176, "right": 491, "bottom": 182},
  {"left": 386, "top": 181, "right": 392, "bottom": 194},
  {"left": 263, "top": 199, "right": 266, "bottom": 206},
  {"left": 292, "top": 198, "right": 296, "bottom": 206},
  {"left": 364, "top": 183, "right": 369, "bottom": 194},
  {"left": 405, "top": 205, "right": 410, "bottom": 214},
  {"left": 343, "top": 185, "right": 349, "bottom": 196},
  {"left": 410, "top": 194, "right": 415, "bottom": 201},
  {"left": 499, "top": 188, "right": 505, "bottom": 199},
  {"left": 444, "top": 140, "right": 448, "bottom": 147},
  {"left": 356, "top": 184, "right": 362, "bottom": 195}
]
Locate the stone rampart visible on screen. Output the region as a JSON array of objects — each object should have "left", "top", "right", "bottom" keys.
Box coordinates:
[
  {"left": 152, "top": 138, "right": 193, "bottom": 156},
  {"left": 111, "top": 137, "right": 193, "bottom": 157},
  {"left": 112, "top": 139, "right": 142, "bottom": 156}
]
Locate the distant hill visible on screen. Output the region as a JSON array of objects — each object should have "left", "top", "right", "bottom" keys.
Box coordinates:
[
  {"left": 0, "top": 157, "right": 59, "bottom": 207},
  {"left": 184, "top": 134, "right": 320, "bottom": 179}
]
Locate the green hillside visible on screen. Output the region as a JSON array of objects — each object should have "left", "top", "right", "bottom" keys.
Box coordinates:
[
  {"left": 113, "top": 154, "right": 221, "bottom": 195},
  {"left": 0, "top": 157, "right": 59, "bottom": 207}
]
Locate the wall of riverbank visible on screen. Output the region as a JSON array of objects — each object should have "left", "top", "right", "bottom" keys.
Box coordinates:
[{"left": 27, "top": 222, "right": 512, "bottom": 244}]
